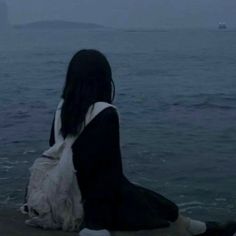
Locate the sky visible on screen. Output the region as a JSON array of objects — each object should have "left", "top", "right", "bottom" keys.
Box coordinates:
[{"left": 3, "top": 0, "right": 236, "bottom": 28}]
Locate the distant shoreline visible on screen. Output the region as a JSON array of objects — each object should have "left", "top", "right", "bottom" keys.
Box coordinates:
[
  {"left": 8, "top": 20, "right": 236, "bottom": 31},
  {"left": 14, "top": 20, "right": 106, "bottom": 30}
]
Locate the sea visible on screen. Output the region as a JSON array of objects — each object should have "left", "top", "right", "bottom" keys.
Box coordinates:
[{"left": 0, "top": 28, "right": 236, "bottom": 222}]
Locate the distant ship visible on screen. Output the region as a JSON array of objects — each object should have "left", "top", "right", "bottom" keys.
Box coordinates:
[{"left": 218, "top": 22, "right": 227, "bottom": 30}]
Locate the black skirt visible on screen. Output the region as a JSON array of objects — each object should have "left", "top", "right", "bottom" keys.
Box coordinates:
[{"left": 80, "top": 177, "right": 178, "bottom": 231}]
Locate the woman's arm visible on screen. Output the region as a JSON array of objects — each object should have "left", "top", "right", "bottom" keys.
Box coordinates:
[
  {"left": 74, "top": 107, "right": 123, "bottom": 197},
  {"left": 73, "top": 107, "right": 123, "bottom": 229}
]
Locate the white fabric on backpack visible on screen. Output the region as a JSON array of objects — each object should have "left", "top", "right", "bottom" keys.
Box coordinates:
[{"left": 21, "top": 100, "right": 115, "bottom": 232}]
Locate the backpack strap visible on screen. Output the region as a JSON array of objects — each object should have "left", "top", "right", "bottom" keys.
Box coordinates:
[
  {"left": 84, "top": 102, "right": 116, "bottom": 127},
  {"left": 56, "top": 100, "right": 116, "bottom": 146},
  {"left": 54, "top": 100, "right": 64, "bottom": 143}
]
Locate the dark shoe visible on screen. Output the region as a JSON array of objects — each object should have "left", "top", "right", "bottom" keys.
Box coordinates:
[
  {"left": 196, "top": 221, "right": 236, "bottom": 236},
  {"left": 196, "top": 221, "right": 222, "bottom": 236},
  {"left": 220, "top": 221, "right": 236, "bottom": 236}
]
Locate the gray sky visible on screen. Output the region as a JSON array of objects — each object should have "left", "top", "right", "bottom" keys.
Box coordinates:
[{"left": 4, "top": 0, "right": 236, "bottom": 28}]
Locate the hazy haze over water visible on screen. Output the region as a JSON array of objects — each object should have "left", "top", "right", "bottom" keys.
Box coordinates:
[{"left": 4, "top": 0, "right": 236, "bottom": 28}]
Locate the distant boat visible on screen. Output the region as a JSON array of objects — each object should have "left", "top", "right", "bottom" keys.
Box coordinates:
[{"left": 218, "top": 22, "right": 227, "bottom": 30}]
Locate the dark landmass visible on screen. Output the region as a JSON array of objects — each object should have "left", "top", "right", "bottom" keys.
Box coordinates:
[
  {"left": 124, "top": 29, "right": 168, "bottom": 33},
  {"left": 14, "top": 20, "right": 105, "bottom": 30}
]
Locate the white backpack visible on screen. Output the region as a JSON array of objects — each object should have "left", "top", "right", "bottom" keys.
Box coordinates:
[{"left": 21, "top": 100, "right": 114, "bottom": 232}]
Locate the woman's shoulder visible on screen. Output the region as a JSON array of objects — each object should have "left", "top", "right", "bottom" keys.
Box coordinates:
[
  {"left": 91, "top": 103, "right": 119, "bottom": 125},
  {"left": 93, "top": 101, "right": 116, "bottom": 111},
  {"left": 95, "top": 104, "right": 118, "bottom": 119}
]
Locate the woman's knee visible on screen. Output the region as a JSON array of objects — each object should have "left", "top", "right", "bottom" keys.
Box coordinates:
[{"left": 165, "top": 200, "right": 179, "bottom": 222}]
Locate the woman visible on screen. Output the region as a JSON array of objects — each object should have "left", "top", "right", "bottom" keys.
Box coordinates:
[{"left": 49, "top": 49, "right": 236, "bottom": 236}]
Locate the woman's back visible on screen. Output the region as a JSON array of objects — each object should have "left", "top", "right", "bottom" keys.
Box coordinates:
[
  {"left": 50, "top": 105, "right": 178, "bottom": 231},
  {"left": 72, "top": 106, "right": 124, "bottom": 201}
]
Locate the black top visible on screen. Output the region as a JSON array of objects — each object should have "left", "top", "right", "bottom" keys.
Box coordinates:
[{"left": 49, "top": 106, "right": 178, "bottom": 231}]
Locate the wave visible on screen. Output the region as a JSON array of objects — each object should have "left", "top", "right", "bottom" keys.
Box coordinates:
[
  {"left": 178, "top": 201, "right": 205, "bottom": 212},
  {"left": 191, "top": 101, "right": 235, "bottom": 110},
  {"left": 172, "top": 93, "right": 236, "bottom": 110}
]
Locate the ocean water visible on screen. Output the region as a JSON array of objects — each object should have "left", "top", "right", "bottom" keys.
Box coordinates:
[{"left": 0, "top": 28, "right": 236, "bottom": 222}]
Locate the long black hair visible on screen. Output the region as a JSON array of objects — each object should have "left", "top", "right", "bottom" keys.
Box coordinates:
[{"left": 61, "top": 49, "right": 115, "bottom": 137}]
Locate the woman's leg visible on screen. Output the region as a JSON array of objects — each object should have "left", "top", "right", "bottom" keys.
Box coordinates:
[
  {"left": 111, "top": 216, "right": 193, "bottom": 236},
  {"left": 111, "top": 216, "right": 219, "bottom": 236},
  {"left": 169, "top": 216, "right": 236, "bottom": 236},
  {"left": 79, "top": 216, "right": 236, "bottom": 236},
  {"left": 79, "top": 217, "right": 193, "bottom": 236}
]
